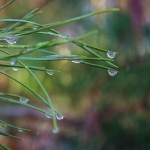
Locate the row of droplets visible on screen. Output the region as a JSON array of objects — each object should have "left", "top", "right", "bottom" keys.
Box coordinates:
[
  {"left": 45, "top": 112, "right": 64, "bottom": 120},
  {"left": 5, "top": 35, "right": 117, "bottom": 76},
  {"left": 10, "top": 57, "right": 117, "bottom": 76},
  {"left": 2, "top": 35, "right": 116, "bottom": 59}
]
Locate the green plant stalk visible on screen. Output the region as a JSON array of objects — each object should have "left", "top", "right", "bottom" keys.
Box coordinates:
[
  {"left": 0, "top": 0, "right": 15, "bottom": 10},
  {"left": 0, "top": 123, "right": 7, "bottom": 127},
  {"left": 81, "top": 61, "right": 118, "bottom": 72},
  {"left": 0, "top": 131, "right": 23, "bottom": 140},
  {"left": 81, "top": 61, "right": 112, "bottom": 70},
  {"left": 79, "top": 42, "right": 118, "bottom": 68},
  {"left": 0, "top": 143, "right": 11, "bottom": 150},
  {"left": 0, "top": 8, "right": 119, "bottom": 38},
  {"left": 38, "top": 29, "right": 118, "bottom": 67},
  {"left": 1, "top": 8, "right": 40, "bottom": 33},
  {"left": 18, "top": 61, "right": 58, "bottom": 131},
  {"left": 16, "top": 56, "right": 114, "bottom": 61},
  {"left": 0, "top": 96, "right": 52, "bottom": 117},
  {"left": 0, "top": 63, "right": 58, "bottom": 72},
  {"left": 0, "top": 120, "right": 30, "bottom": 132},
  {"left": 0, "top": 70, "right": 62, "bottom": 116},
  {"left": 0, "top": 30, "right": 97, "bottom": 59},
  {"left": 0, "top": 92, "right": 22, "bottom": 99},
  {"left": 0, "top": 51, "right": 56, "bottom": 123}
]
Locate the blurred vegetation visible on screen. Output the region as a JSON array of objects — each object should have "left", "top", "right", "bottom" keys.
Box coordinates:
[{"left": 1, "top": 0, "right": 150, "bottom": 150}]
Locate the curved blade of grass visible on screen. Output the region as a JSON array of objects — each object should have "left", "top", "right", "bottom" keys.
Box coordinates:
[
  {"left": 0, "top": 143, "right": 11, "bottom": 150},
  {"left": 0, "top": 131, "right": 23, "bottom": 140},
  {"left": 0, "top": 120, "right": 30, "bottom": 132},
  {"left": 0, "top": 0, "right": 15, "bottom": 10}
]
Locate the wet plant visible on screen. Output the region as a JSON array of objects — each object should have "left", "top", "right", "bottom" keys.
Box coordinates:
[{"left": 0, "top": 1, "right": 119, "bottom": 149}]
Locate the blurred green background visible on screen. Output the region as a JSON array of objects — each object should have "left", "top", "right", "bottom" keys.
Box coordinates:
[{"left": 1, "top": 0, "right": 150, "bottom": 149}]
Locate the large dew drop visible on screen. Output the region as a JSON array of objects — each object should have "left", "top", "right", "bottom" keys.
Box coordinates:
[
  {"left": 56, "top": 113, "right": 64, "bottom": 120},
  {"left": 20, "top": 97, "right": 29, "bottom": 103},
  {"left": 5, "top": 35, "right": 21, "bottom": 44},
  {"left": 12, "top": 67, "right": 19, "bottom": 71},
  {"left": 52, "top": 128, "right": 59, "bottom": 134},
  {"left": 107, "top": 51, "right": 116, "bottom": 59},
  {"left": 72, "top": 60, "right": 82, "bottom": 63},
  {"left": 47, "top": 71, "right": 54, "bottom": 75},
  {"left": 108, "top": 69, "right": 117, "bottom": 76},
  {"left": 45, "top": 114, "right": 52, "bottom": 118}
]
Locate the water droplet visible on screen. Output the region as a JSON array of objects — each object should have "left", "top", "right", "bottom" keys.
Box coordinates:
[
  {"left": 12, "top": 67, "right": 19, "bottom": 71},
  {"left": 72, "top": 60, "right": 82, "bottom": 63},
  {"left": 52, "top": 128, "right": 59, "bottom": 134},
  {"left": 45, "top": 114, "right": 52, "bottom": 118},
  {"left": 5, "top": 35, "right": 21, "bottom": 44},
  {"left": 18, "top": 129, "right": 23, "bottom": 132},
  {"left": 107, "top": 51, "right": 116, "bottom": 59},
  {"left": 20, "top": 97, "right": 29, "bottom": 103},
  {"left": 108, "top": 69, "right": 117, "bottom": 76},
  {"left": 56, "top": 113, "right": 64, "bottom": 120},
  {"left": 10, "top": 58, "right": 16, "bottom": 66},
  {"left": 47, "top": 71, "right": 54, "bottom": 75}
]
